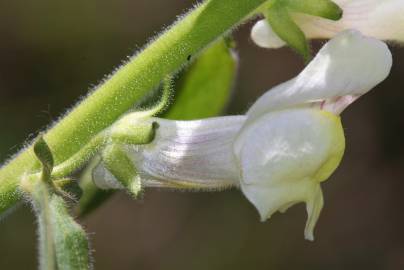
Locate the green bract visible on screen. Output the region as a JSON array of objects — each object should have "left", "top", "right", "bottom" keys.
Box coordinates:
[{"left": 255, "top": 0, "right": 342, "bottom": 60}]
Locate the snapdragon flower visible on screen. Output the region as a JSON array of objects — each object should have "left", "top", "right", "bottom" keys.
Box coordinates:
[
  {"left": 252, "top": 0, "right": 404, "bottom": 49},
  {"left": 93, "top": 30, "right": 392, "bottom": 240}
]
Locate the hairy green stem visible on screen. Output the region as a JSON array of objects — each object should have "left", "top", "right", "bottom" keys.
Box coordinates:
[
  {"left": 0, "top": 0, "right": 267, "bottom": 214},
  {"left": 52, "top": 134, "right": 106, "bottom": 179}
]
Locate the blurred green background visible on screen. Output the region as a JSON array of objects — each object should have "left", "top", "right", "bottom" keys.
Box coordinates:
[{"left": 1, "top": 1, "right": 404, "bottom": 269}]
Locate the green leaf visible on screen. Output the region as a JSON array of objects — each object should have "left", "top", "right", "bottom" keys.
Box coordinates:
[
  {"left": 285, "top": 0, "right": 343, "bottom": 21},
  {"left": 32, "top": 182, "right": 57, "bottom": 270},
  {"left": 165, "top": 38, "right": 238, "bottom": 120},
  {"left": 265, "top": 1, "right": 310, "bottom": 61},
  {"left": 33, "top": 135, "right": 54, "bottom": 183},
  {"left": 30, "top": 181, "right": 91, "bottom": 270},
  {"left": 50, "top": 194, "right": 91, "bottom": 270}
]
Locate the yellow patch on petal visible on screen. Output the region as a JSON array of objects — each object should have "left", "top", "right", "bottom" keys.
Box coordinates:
[{"left": 312, "top": 110, "right": 345, "bottom": 183}]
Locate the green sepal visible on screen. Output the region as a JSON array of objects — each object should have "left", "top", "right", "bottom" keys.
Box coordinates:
[
  {"left": 77, "top": 157, "right": 114, "bottom": 217},
  {"left": 49, "top": 194, "right": 91, "bottom": 270},
  {"left": 109, "top": 120, "right": 158, "bottom": 145},
  {"left": 101, "top": 144, "right": 141, "bottom": 197},
  {"left": 285, "top": 0, "right": 343, "bottom": 20},
  {"left": 29, "top": 181, "right": 91, "bottom": 270},
  {"left": 265, "top": 1, "right": 310, "bottom": 61}
]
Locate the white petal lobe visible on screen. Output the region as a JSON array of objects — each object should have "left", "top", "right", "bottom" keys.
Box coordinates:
[
  {"left": 247, "top": 30, "right": 392, "bottom": 122},
  {"left": 251, "top": 20, "right": 287, "bottom": 49}
]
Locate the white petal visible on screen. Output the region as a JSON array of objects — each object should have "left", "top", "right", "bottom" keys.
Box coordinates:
[
  {"left": 235, "top": 109, "right": 344, "bottom": 186},
  {"left": 234, "top": 109, "right": 345, "bottom": 239},
  {"left": 251, "top": 19, "right": 287, "bottom": 49},
  {"left": 126, "top": 116, "right": 246, "bottom": 189},
  {"left": 295, "top": 0, "right": 404, "bottom": 43},
  {"left": 247, "top": 30, "right": 392, "bottom": 122}
]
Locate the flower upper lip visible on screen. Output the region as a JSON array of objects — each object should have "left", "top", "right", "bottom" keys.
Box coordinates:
[{"left": 246, "top": 30, "right": 392, "bottom": 124}]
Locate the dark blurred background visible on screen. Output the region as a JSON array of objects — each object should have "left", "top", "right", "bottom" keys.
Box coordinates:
[{"left": 1, "top": 1, "right": 404, "bottom": 269}]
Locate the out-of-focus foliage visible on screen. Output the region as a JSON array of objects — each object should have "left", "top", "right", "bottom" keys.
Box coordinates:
[{"left": 165, "top": 38, "right": 237, "bottom": 120}]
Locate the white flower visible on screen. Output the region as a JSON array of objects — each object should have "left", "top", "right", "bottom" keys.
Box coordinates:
[
  {"left": 93, "top": 30, "right": 392, "bottom": 240},
  {"left": 252, "top": 0, "right": 404, "bottom": 49}
]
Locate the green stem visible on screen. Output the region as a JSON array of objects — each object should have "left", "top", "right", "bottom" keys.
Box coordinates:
[
  {"left": 51, "top": 134, "right": 106, "bottom": 179},
  {"left": 0, "top": 0, "right": 267, "bottom": 215}
]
